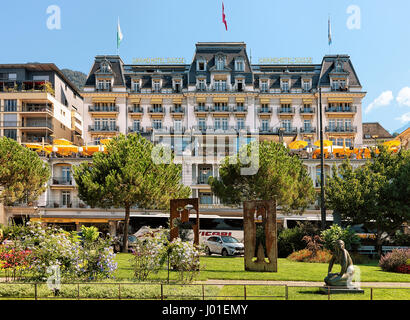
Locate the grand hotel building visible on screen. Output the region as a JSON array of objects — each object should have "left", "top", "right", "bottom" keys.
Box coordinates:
[{"left": 1, "top": 42, "right": 367, "bottom": 232}]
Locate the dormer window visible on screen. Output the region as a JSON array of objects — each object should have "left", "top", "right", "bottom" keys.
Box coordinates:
[
  {"left": 335, "top": 61, "right": 343, "bottom": 72},
  {"left": 153, "top": 80, "right": 161, "bottom": 92},
  {"left": 197, "top": 58, "right": 206, "bottom": 71},
  {"left": 235, "top": 58, "right": 244, "bottom": 71},
  {"left": 132, "top": 80, "right": 140, "bottom": 92},
  {"left": 260, "top": 80, "right": 268, "bottom": 92},
  {"left": 216, "top": 56, "right": 225, "bottom": 70},
  {"left": 281, "top": 80, "right": 289, "bottom": 92},
  {"left": 197, "top": 78, "right": 206, "bottom": 91},
  {"left": 331, "top": 78, "right": 347, "bottom": 91},
  {"left": 174, "top": 80, "right": 182, "bottom": 93},
  {"left": 302, "top": 80, "right": 311, "bottom": 92},
  {"left": 99, "top": 60, "right": 112, "bottom": 73}
]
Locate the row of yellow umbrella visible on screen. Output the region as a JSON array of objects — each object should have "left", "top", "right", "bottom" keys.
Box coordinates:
[
  {"left": 24, "top": 138, "right": 112, "bottom": 156},
  {"left": 289, "top": 139, "right": 401, "bottom": 159}
]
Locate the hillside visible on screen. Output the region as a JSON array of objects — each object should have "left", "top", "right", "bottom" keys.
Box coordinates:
[{"left": 61, "top": 69, "right": 87, "bottom": 91}]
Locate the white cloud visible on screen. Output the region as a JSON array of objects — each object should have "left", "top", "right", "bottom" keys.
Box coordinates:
[
  {"left": 365, "top": 91, "right": 394, "bottom": 114},
  {"left": 395, "top": 112, "right": 410, "bottom": 124},
  {"left": 396, "top": 87, "right": 410, "bottom": 107}
]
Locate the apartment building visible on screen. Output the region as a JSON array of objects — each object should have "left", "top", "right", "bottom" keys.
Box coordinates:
[{"left": 0, "top": 63, "right": 84, "bottom": 146}]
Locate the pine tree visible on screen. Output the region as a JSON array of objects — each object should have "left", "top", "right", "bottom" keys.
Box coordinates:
[{"left": 73, "top": 134, "right": 191, "bottom": 252}]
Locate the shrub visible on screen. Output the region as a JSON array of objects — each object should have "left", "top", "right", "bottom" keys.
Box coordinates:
[
  {"left": 390, "top": 230, "right": 410, "bottom": 246},
  {"left": 320, "top": 225, "right": 361, "bottom": 251},
  {"left": 131, "top": 229, "right": 168, "bottom": 281},
  {"left": 278, "top": 227, "right": 305, "bottom": 258},
  {"left": 379, "top": 249, "right": 410, "bottom": 273},
  {"left": 168, "top": 238, "right": 201, "bottom": 283},
  {"left": 287, "top": 249, "right": 332, "bottom": 263},
  {"left": 302, "top": 235, "right": 323, "bottom": 258}
]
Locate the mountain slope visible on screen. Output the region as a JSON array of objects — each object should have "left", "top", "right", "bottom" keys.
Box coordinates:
[{"left": 61, "top": 69, "right": 87, "bottom": 91}]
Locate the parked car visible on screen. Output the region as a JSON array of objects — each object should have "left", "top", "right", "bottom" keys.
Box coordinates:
[{"left": 204, "top": 235, "right": 244, "bottom": 256}]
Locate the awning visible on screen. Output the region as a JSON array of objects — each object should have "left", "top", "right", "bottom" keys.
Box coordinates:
[
  {"left": 129, "top": 97, "right": 141, "bottom": 103},
  {"left": 236, "top": 97, "right": 245, "bottom": 103},
  {"left": 213, "top": 74, "right": 228, "bottom": 81},
  {"left": 173, "top": 98, "right": 183, "bottom": 104},
  {"left": 303, "top": 98, "right": 313, "bottom": 104},
  {"left": 196, "top": 97, "right": 206, "bottom": 103},
  {"left": 92, "top": 96, "right": 116, "bottom": 103},
  {"left": 213, "top": 97, "right": 229, "bottom": 103},
  {"left": 151, "top": 98, "right": 163, "bottom": 104},
  {"left": 280, "top": 98, "right": 292, "bottom": 104},
  {"left": 260, "top": 98, "right": 270, "bottom": 104},
  {"left": 30, "top": 217, "right": 123, "bottom": 223},
  {"left": 327, "top": 97, "right": 353, "bottom": 103}
]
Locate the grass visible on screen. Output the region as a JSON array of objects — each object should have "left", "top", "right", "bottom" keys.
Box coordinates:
[
  {"left": 114, "top": 254, "right": 410, "bottom": 283},
  {"left": 0, "top": 253, "right": 409, "bottom": 300}
]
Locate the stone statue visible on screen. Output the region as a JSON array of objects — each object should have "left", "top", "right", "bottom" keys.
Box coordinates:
[{"left": 324, "top": 240, "right": 355, "bottom": 287}]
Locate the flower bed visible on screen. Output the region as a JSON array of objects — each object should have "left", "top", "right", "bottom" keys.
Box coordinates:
[{"left": 379, "top": 249, "right": 410, "bottom": 274}]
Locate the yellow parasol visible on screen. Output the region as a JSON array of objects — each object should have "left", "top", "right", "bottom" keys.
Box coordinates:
[
  {"left": 289, "top": 140, "right": 308, "bottom": 150},
  {"left": 100, "top": 138, "right": 112, "bottom": 145},
  {"left": 314, "top": 140, "right": 333, "bottom": 147},
  {"left": 53, "top": 138, "right": 72, "bottom": 146},
  {"left": 383, "top": 140, "right": 401, "bottom": 148},
  {"left": 25, "top": 143, "right": 43, "bottom": 150}
]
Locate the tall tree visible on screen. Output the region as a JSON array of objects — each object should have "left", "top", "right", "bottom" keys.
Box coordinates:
[
  {"left": 73, "top": 134, "right": 191, "bottom": 252},
  {"left": 0, "top": 137, "right": 50, "bottom": 206},
  {"left": 326, "top": 148, "right": 410, "bottom": 256},
  {"left": 209, "top": 141, "right": 316, "bottom": 213}
]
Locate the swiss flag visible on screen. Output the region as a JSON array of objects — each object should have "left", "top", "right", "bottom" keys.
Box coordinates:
[{"left": 222, "top": 2, "right": 228, "bottom": 31}]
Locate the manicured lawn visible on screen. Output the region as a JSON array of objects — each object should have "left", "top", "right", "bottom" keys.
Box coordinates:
[{"left": 114, "top": 254, "right": 410, "bottom": 283}]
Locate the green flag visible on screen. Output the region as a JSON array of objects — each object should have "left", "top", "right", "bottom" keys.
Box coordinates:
[{"left": 117, "top": 18, "right": 123, "bottom": 50}]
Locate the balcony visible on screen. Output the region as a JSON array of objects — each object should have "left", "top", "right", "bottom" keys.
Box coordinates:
[
  {"left": 128, "top": 126, "right": 144, "bottom": 134},
  {"left": 210, "top": 105, "right": 230, "bottom": 113},
  {"left": 170, "top": 106, "right": 185, "bottom": 115},
  {"left": 128, "top": 106, "right": 144, "bottom": 114},
  {"left": 300, "top": 127, "right": 317, "bottom": 134},
  {"left": 330, "top": 86, "right": 349, "bottom": 92},
  {"left": 300, "top": 107, "right": 315, "bottom": 114},
  {"left": 194, "top": 106, "right": 209, "bottom": 113},
  {"left": 21, "top": 136, "right": 53, "bottom": 144},
  {"left": 325, "top": 126, "right": 357, "bottom": 133},
  {"left": 51, "top": 176, "right": 73, "bottom": 186},
  {"left": 276, "top": 127, "right": 298, "bottom": 135},
  {"left": 45, "top": 199, "right": 90, "bottom": 209},
  {"left": 88, "top": 105, "right": 119, "bottom": 113},
  {"left": 257, "top": 107, "right": 272, "bottom": 114},
  {"left": 0, "top": 80, "right": 55, "bottom": 95},
  {"left": 259, "top": 127, "right": 275, "bottom": 134},
  {"left": 21, "top": 120, "right": 53, "bottom": 130},
  {"left": 0, "top": 121, "right": 20, "bottom": 127},
  {"left": 88, "top": 125, "right": 119, "bottom": 132},
  {"left": 232, "top": 106, "right": 248, "bottom": 114},
  {"left": 325, "top": 106, "right": 357, "bottom": 113},
  {"left": 95, "top": 87, "right": 112, "bottom": 92},
  {"left": 277, "top": 107, "right": 295, "bottom": 115},
  {"left": 148, "top": 106, "right": 165, "bottom": 114}
]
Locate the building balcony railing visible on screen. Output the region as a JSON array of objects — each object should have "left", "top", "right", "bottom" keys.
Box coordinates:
[
  {"left": 210, "top": 106, "right": 231, "bottom": 113},
  {"left": 276, "top": 127, "right": 298, "bottom": 135},
  {"left": 0, "top": 121, "right": 20, "bottom": 127},
  {"left": 21, "top": 104, "right": 53, "bottom": 113},
  {"left": 128, "top": 106, "right": 144, "bottom": 114},
  {"left": 257, "top": 107, "right": 272, "bottom": 114},
  {"left": 325, "top": 126, "right": 357, "bottom": 133},
  {"left": 44, "top": 199, "right": 90, "bottom": 209},
  {"left": 20, "top": 136, "right": 53, "bottom": 144},
  {"left": 88, "top": 125, "right": 119, "bottom": 132},
  {"left": 88, "top": 105, "right": 119, "bottom": 113},
  {"left": 325, "top": 106, "right": 357, "bottom": 113},
  {"left": 300, "top": 107, "right": 315, "bottom": 114},
  {"left": 259, "top": 127, "right": 275, "bottom": 134},
  {"left": 191, "top": 125, "right": 239, "bottom": 133},
  {"left": 21, "top": 121, "right": 53, "bottom": 130},
  {"left": 277, "top": 107, "right": 295, "bottom": 115},
  {"left": 194, "top": 106, "right": 209, "bottom": 113},
  {"left": 148, "top": 107, "right": 165, "bottom": 114},
  {"left": 0, "top": 80, "right": 55, "bottom": 95},
  {"left": 51, "top": 176, "right": 73, "bottom": 186},
  {"left": 330, "top": 86, "right": 349, "bottom": 92},
  {"left": 170, "top": 106, "right": 185, "bottom": 114},
  {"left": 128, "top": 126, "right": 145, "bottom": 133},
  {"left": 232, "top": 106, "right": 248, "bottom": 113},
  {"left": 95, "top": 87, "right": 112, "bottom": 92},
  {"left": 300, "top": 127, "right": 317, "bottom": 134}
]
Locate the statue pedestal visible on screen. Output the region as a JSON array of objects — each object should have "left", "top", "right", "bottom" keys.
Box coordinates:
[{"left": 319, "top": 286, "right": 365, "bottom": 294}]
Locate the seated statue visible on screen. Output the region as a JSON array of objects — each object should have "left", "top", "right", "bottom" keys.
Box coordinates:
[{"left": 324, "top": 240, "right": 355, "bottom": 287}]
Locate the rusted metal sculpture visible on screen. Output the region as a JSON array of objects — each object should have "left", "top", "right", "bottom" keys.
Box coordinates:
[
  {"left": 169, "top": 198, "right": 199, "bottom": 245},
  {"left": 243, "top": 200, "right": 278, "bottom": 272}
]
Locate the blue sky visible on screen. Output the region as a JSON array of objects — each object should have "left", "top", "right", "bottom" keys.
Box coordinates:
[{"left": 1, "top": 0, "right": 410, "bottom": 133}]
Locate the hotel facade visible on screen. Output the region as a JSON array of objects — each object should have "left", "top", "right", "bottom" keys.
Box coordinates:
[{"left": 1, "top": 42, "right": 368, "bottom": 232}]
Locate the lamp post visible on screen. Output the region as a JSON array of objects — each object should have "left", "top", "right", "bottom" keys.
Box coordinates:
[{"left": 318, "top": 86, "right": 326, "bottom": 230}]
